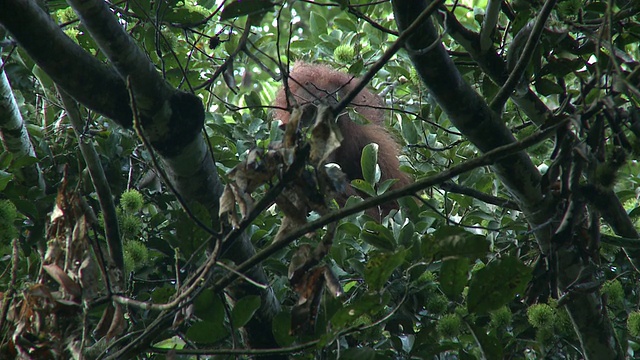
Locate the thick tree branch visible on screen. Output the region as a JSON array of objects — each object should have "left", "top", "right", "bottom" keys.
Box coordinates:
[
  {"left": 67, "top": 0, "right": 174, "bottom": 115},
  {"left": 0, "top": 0, "right": 133, "bottom": 126},
  {"left": 391, "top": 0, "right": 553, "bottom": 243},
  {"left": 0, "top": 27, "right": 44, "bottom": 192},
  {"left": 1, "top": 0, "right": 282, "bottom": 356},
  {"left": 439, "top": 8, "right": 551, "bottom": 125}
]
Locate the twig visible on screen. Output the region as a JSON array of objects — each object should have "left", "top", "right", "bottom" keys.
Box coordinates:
[
  {"left": 111, "top": 239, "right": 221, "bottom": 311},
  {"left": 489, "top": 0, "right": 558, "bottom": 111},
  {"left": 0, "top": 238, "right": 19, "bottom": 335},
  {"left": 440, "top": 181, "right": 520, "bottom": 210},
  {"left": 211, "top": 117, "right": 568, "bottom": 293},
  {"left": 333, "top": 0, "right": 446, "bottom": 116},
  {"left": 58, "top": 87, "right": 124, "bottom": 278}
]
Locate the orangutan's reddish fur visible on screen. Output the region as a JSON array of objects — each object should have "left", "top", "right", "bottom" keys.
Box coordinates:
[{"left": 273, "top": 62, "right": 411, "bottom": 216}]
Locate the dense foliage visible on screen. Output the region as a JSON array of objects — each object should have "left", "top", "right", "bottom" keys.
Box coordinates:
[{"left": 1, "top": 0, "right": 640, "bottom": 359}]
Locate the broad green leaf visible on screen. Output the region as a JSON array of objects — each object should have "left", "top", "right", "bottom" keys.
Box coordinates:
[
  {"left": 12, "top": 199, "right": 39, "bottom": 219},
  {"left": 231, "top": 295, "right": 261, "bottom": 329},
  {"left": 422, "top": 227, "right": 490, "bottom": 260},
  {"left": 128, "top": 0, "right": 152, "bottom": 18},
  {"left": 10, "top": 155, "right": 38, "bottom": 170},
  {"left": 272, "top": 311, "right": 295, "bottom": 347},
  {"left": 194, "top": 289, "right": 224, "bottom": 323},
  {"left": 397, "top": 221, "right": 415, "bottom": 247},
  {"left": 467, "top": 256, "right": 532, "bottom": 313},
  {"left": 364, "top": 249, "right": 406, "bottom": 291},
  {"left": 351, "top": 179, "right": 375, "bottom": 197},
  {"left": 361, "top": 143, "right": 379, "bottom": 185},
  {"left": 534, "top": 78, "right": 564, "bottom": 96},
  {"left": 341, "top": 347, "right": 376, "bottom": 360},
  {"left": 348, "top": 59, "right": 364, "bottom": 75},
  {"left": 440, "top": 257, "right": 469, "bottom": 300},
  {"left": 333, "top": 18, "right": 358, "bottom": 33},
  {"left": 153, "top": 336, "right": 185, "bottom": 349},
  {"left": 220, "top": 0, "right": 274, "bottom": 20},
  {"left": 401, "top": 116, "right": 419, "bottom": 144},
  {"left": 0, "top": 152, "right": 12, "bottom": 169},
  {"left": 151, "top": 286, "right": 175, "bottom": 304},
  {"left": 331, "top": 292, "right": 390, "bottom": 328},
  {"left": 161, "top": 8, "right": 207, "bottom": 25},
  {"left": 377, "top": 178, "right": 397, "bottom": 194},
  {"left": 309, "top": 12, "right": 328, "bottom": 37},
  {"left": 188, "top": 291, "right": 227, "bottom": 344},
  {"left": 360, "top": 221, "right": 395, "bottom": 251},
  {"left": 0, "top": 170, "right": 12, "bottom": 191},
  {"left": 244, "top": 91, "right": 262, "bottom": 109},
  {"left": 186, "top": 320, "right": 228, "bottom": 344},
  {"left": 467, "top": 322, "right": 503, "bottom": 358}
]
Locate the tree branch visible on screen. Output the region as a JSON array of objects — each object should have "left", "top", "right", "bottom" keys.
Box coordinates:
[
  {"left": 489, "top": 0, "right": 558, "bottom": 111},
  {"left": 0, "top": 0, "right": 133, "bottom": 126},
  {"left": 58, "top": 89, "right": 124, "bottom": 280}
]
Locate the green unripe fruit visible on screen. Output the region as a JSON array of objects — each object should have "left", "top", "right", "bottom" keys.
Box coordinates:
[
  {"left": 602, "top": 279, "right": 624, "bottom": 307},
  {"left": 425, "top": 293, "right": 448, "bottom": 315},
  {"left": 436, "top": 314, "right": 462, "bottom": 338},
  {"left": 120, "top": 213, "right": 142, "bottom": 240},
  {"left": 0, "top": 200, "right": 18, "bottom": 242},
  {"left": 527, "top": 303, "right": 556, "bottom": 330},
  {"left": 123, "top": 252, "right": 135, "bottom": 273},
  {"left": 120, "top": 189, "right": 144, "bottom": 214},
  {"left": 628, "top": 311, "right": 640, "bottom": 337},
  {"left": 490, "top": 306, "right": 512, "bottom": 329},
  {"left": 0, "top": 200, "right": 17, "bottom": 225},
  {"left": 124, "top": 240, "right": 149, "bottom": 272},
  {"left": 333, "top": 45, "right": 355, "bottom": 63}
]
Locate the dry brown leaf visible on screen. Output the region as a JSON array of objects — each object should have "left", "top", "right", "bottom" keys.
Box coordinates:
[
  {"left": 42, "top": 264, "right": 82, "bottom": 298},
  {"left": 93, "top": 302, "right": 115, "bottom": 339},
  {"left": 106, "top": 303, "right": 125, "bottom": 341}
]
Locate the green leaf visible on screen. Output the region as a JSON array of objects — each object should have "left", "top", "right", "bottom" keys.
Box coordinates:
[
  {"left": 186, "top": 320, "right": 228, "bottom": 344},
  {"left": 348, "top": 59, "right": 364, "bottom": 75},
  {"left": 0, "top": 170, "right": 13, "bottom": 191},
  {"left": 231, "top": 295, "right": 261, "bottom": 329},
  {"left": 377, "top": 178, "right": 397, "bottom": 194},
  {"left": 440, "top": 257, "right": 469, "bottom": 300},
  {"left": 360, "top": 221, "right": 395, "bottom": 251},
  {"left": 151, "top": 286, "right": 176, "bottom": 303},
  {"left": 10, "top": 155, "right": 39, "bottom": 170},
  {"left": 361, "top": 143, "right": 379, "bottom": 185},
  {"left": 0, "top": 152, "right": 13, "bottom": 169},
  {"left": 534, "top": 78, "right": 564, "bottom": 96},
  {"left": 467, "top": 256, "right": 532, "bottom": 313},
  {"left": 422, "top": 227, "right": 490, "bottom": 260},
  {"left": 244, "top": 91, "right": 262, "bottom": 108},
  {"left": 401, "top": 116, "right": 419, "bottom": 144},
  {"left": 188, "top": 291, "right": 227, "bottom": 344},
  {"left": 272, "top": 311, "right": 295, "bottom": 347},
  {"left": 364, "top": 249, "right": 406, "bottom": 291},
  {"left": 341, "top": 347, "right": 376, "bottom": 360},
  {"left": 220, "top": 0, "right": 274, "bottom": 21},
  {"left": 331, "top": 292, "right": 389, "bottom": 328},
  {"left": 194, "top": 289, "right": 224, "bottom": 322},
  {"left": 467, "top": 322, "right": 503, "bottom": 359},
  {"left": 397, "top": 221, "right": 415, "bottom": 247},
  {"left": 309, "top": 12, "right": 328, "bottom": 37},
  {"left": 161, "top": 8, "right": 207, "bottom": 25},
  {"left": 350, "top": 179, "right": 375, "bottom": 197},
  {"left": 333, "top": 18, "right": 357, "bottom": 33}
]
